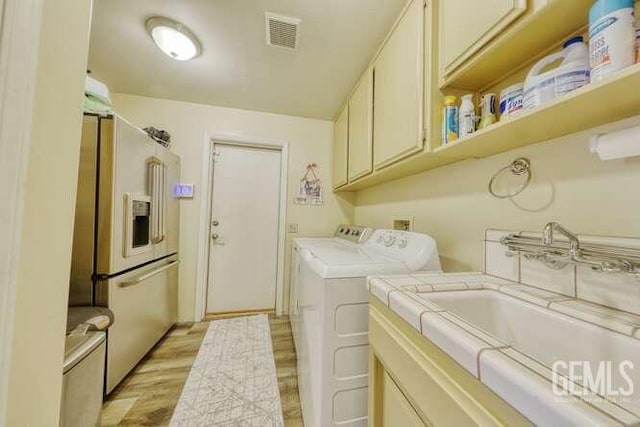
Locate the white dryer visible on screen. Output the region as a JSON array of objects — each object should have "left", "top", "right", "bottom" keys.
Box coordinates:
[
  {"left": 289, "top": 225, "right": 373, "bottom": 350},
  {"left": 290, "top": 228, "right": 441, "bottom": 427}
]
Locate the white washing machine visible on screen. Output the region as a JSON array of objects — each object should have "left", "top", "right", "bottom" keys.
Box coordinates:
[{"left": 290, "top": 227, "right": 441, "bottom": 427}]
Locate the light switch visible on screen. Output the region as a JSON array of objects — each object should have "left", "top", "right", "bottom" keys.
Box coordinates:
[{"left": 287, "top": 223, "right": 299, "bottom": 233}]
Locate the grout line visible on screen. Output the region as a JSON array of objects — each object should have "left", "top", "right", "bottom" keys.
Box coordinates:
[{"left": 476, "top": 346, "right": 511, "bottom": 382}]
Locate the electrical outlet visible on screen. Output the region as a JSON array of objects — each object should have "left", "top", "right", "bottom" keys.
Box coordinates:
[
  {"left": 392, "top": 217, "right": 414, "bottom": 231},
  {"left": 287, "top": 223, "right": 299, "bottom": 233}
]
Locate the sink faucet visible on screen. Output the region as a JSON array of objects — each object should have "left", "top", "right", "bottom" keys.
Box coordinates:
[{"left": 542, "top": 222, "right": 580, "bottom": 257}]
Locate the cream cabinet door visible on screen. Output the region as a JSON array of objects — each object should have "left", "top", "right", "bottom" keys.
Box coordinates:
[
  {"left": 373, "top": 0, "right": 424, "bottom": 170},
  {"left": 382, "top": 372, "right": 426, "bottom": 427},
  {"left": 332, "top": 105, "right": 349, "bottom": 189},
  {"left": 348, "top": 69, "right": 373, "bottom": 182},
  {"left": 440, "top": 0, "right": 527, "bottom": 76}
]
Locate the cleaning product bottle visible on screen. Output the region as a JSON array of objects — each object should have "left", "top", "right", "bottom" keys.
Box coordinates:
[
  {"left": 442, "top": 95, "right": 458, "bottom": 144},
  {"left": 589, "top": 0, "right": 636, "bottom": 81},
  {"left": 523, "top": 36, "right": 590, "bottom": 111},
  {"left": 499, "top": 83, "right": 524, "bottom": 120},
  {"left": 458, "top": 94, "right": 475, "bottom": 137},
  {"left": 478, "top": 93, "right": 497, "bottom": 130}
]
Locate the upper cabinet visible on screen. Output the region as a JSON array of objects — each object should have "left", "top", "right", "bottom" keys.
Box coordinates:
[
  {"left": 440, "top": 0, "right": 526, "bottom": 78},
  {"left": 332, "top": 105, "right": 349, "bottom": 189},
  {"left": 348, "top": 69, "right": 374, "bottom": 182},
  {"left": 373, "top": 0, "right": 425, "bottom": 170},
  {"left": 332, "top": 0, "right": 639, "bottom": 192}
]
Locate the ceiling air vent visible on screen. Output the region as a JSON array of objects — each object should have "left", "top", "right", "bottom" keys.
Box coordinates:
[{"left": 265, "top": 12, "right": 300, "bottom": 50}]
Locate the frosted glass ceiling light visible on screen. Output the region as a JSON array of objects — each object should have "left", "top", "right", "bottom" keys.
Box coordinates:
[{"left": 146, "top": 17, "right": 201, "bottom": 61}]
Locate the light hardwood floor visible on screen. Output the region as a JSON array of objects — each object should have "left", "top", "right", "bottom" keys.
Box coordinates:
[{"left": 100, "top": 315, "right": 303, "bottom": 426}]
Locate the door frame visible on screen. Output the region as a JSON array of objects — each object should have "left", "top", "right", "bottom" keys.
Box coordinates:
[
  {"left": 0, "top": 0, "right": 44, "bottom": 421},
  {"left": 195, "top": 134, "right": 289, "bottom": 320}
]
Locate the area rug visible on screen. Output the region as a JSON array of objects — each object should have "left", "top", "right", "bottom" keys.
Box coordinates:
[{"left": 170, "top": 315, "right": 284, "bottom": 426}]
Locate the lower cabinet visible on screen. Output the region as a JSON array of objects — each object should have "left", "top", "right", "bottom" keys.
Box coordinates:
[
  {"left": 368, "top": 297, "right": 532, "bottom": 427},
  {"left": 381, "top": 372, "right": 424, "bottom": 427}
]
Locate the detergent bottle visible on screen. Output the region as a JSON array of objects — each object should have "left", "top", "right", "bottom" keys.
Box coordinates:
[{"left": 523, "top": 36, "right": 590, "bottom": 112}]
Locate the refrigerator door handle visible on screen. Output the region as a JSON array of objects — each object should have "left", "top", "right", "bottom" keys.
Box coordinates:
[
  {"left": 149, "top": 159, "right": 166, "bottom": 244},
  {"left": 118, "top": 260, "right": 179, "bottom": 288},
  {"left": 159, "top": 163, "right": 166, "bottom": 243}
]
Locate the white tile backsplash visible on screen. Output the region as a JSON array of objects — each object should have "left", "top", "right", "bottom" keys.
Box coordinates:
[
  {"left": 576, "top": 266, "right": 640, "bottom": 316},
  {"left": 485, "top": 229, "right": 640, "bottom": 317},
  {"left": 484, "top": 241, "right": 519, "bottom": 282},
  {"left": 520, "top": 256, "right": 576, "bottom": 297},
  {"left": 484, "top": 229, "right": 513, "bottom": 242}
]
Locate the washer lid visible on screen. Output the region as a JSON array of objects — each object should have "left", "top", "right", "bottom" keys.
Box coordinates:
[
  {"left": 303, "top": 247, "right": 411, "bottom": 278},
  {"left": 293, "top": 237, "right": 359, "bottom": 252}
]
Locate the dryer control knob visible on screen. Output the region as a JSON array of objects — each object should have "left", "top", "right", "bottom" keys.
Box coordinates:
[{"left": 384, "top": 234, "right": 396, "bottom": 247}]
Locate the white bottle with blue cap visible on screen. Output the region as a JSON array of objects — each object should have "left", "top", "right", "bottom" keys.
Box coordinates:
[
  {"left": 589, "top": 0, "right": 636, "bottom": 81},
  {"left": 523, "top": 36, "right": 590, "bottom": 111}
]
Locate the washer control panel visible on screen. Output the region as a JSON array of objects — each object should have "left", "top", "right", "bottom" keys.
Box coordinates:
[
  {"left": 373, "top": 230, "right": 410, "bottom": 250},
  {"left": 365, "top": 229, "right": 441, "bottom": 271},
  {"left": 334, "top": 225, "right": 373, "bottom": 244}
]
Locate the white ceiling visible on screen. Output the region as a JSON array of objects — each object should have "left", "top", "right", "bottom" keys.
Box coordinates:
[{"left": 88, "top": 0, "right": 406, "bottom": 120}]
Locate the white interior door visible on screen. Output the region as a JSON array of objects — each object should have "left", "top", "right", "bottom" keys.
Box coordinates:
[{"left": 207, "top": 143, "right": 282, "bottom": 313}]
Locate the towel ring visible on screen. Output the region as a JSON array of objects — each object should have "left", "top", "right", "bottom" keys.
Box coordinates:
[{"left": 488, "top": 158, "right": 532, "bottom": 199}]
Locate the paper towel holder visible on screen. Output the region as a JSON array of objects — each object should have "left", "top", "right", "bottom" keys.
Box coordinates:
[{"left": 589, "top": 125, "right": 640, "bottom": 161}]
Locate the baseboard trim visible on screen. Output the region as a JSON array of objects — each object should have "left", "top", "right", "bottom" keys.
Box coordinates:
[{"left": 204, "top": 308, "right": 276, "bottom": 320}]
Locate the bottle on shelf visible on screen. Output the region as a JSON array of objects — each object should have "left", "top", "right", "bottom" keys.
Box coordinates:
[
  {"left": 499, "top": 83, "right": 524, "bottom": 120},
  {"left": 459, "top": 94, "right": 476, "bottom": 137},
  {"left": 523, "top": 36, "right": 590, "bottom": 112},
  {"left": 589, "top": 0, "right": 636, "bottom": 81},
  {"left": 478, "top": 93, "right": 497, "bottom": 130},
  {"left": 441, "top": 95, "right": 459, "bottom": 145}
]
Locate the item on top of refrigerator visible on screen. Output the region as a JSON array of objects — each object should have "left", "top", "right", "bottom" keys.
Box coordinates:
[
  {"left": 499, "top": 83, "right": 524, "bottom": 120},
  {"left": 478, "top": 93, "right": 497, "bottom": 130},
  {"left": 523, "top": 36, "right": 590, "bottom": 112},
  {"left": 458, "top": 94, "right": 476, "bottom": 137},
  {"left": 85, "top": 75, "right": 112, "bottom": 106},
  {"left": 589, "top": 0, "right": 636, "bottom": 81},
  {"left": 442, "top": 95, "right": 459, "bottom": 145},
  {"left": 143, "top": 126, "right": 172, "bottom": 147}
]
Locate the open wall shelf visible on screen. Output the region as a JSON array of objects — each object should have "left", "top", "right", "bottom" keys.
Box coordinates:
[{"left": 338, "top": 63, "right": 640, "bottom": 192}]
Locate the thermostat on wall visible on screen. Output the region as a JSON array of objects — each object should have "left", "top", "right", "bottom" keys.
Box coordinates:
[{"left": 173, "top": 183, "right": 194, "bottom": 198}]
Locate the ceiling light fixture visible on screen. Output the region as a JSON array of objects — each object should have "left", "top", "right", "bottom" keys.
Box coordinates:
[{"left": 146, "top": 17, "right": 202, "bottom": 61}]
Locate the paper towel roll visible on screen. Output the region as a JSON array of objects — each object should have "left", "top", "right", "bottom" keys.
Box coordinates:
[{"left": 590, "top": 125, "right": 640, "bottom": 161}]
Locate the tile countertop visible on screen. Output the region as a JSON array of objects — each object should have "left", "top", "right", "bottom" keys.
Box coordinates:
[{"left": 367, "top": 272, "right": 640, "bottom": 427}]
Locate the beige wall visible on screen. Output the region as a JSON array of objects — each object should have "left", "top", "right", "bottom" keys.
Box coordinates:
[
  {"left": 112, "top": 93, "right": 354, "bottom": 321},
  {"left": 7, "top": 0, "right": 92, "bottom": 425},
  {"left": 355, "top": 116, "right": 640, "bottom": 272}
]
